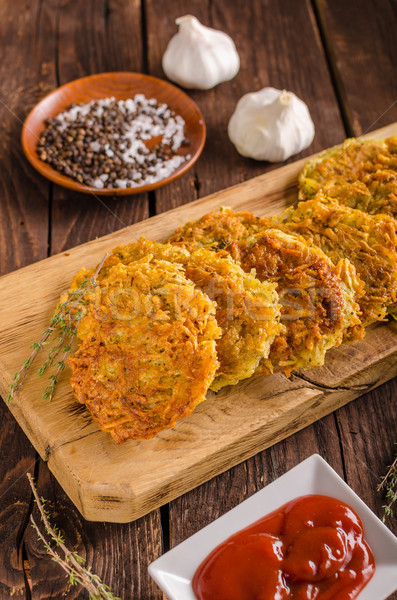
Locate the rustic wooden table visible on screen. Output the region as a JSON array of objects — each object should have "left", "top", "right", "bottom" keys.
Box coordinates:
[{"left": 1, "top": 1, "right": 396, "bottom": 598}]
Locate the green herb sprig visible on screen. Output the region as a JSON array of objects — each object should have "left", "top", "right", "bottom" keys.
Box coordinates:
[
  {"left": 27, "top": 473, "right": 121, "bottom": 600},
  {"left": 378, "top": 452, "right": 397, "bottom": 522},
  {"left": 8, "top": 254, "right": 107, "bottom": 403}
]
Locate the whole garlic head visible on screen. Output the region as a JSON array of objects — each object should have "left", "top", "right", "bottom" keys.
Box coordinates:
[
  {"left": 162, "top": 15, "right": 240, "bottom": 90},
  {"left": 228, "top": 87, "right": 315, "bottom": 162}
]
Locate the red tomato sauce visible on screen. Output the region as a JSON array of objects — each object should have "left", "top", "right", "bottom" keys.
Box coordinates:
[{"left": 192, "top": 495, "right": 375, "bottom": 600}]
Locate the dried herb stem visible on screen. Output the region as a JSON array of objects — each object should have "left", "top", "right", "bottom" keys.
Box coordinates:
[
  {"left": 378, "top": 452, "right": 397, "bottom": 521},
  {"left": 8, "top": 253, "right": 107, "bottom": 404},
  {"left": 27, "top": 473, "right": 121, "bottom": 600}
]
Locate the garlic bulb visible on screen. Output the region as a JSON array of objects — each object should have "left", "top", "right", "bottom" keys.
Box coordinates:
[
  {"left": 228, "top": 87, "right": 315, "bottom": 162},
  {"left": 162, "top": 15, "right": 240, "bottom": 90}
]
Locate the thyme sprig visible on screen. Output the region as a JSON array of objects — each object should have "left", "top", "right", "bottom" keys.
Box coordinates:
[
  {"left": 8, "top": 254, "right": 107, "bottom": 403},
  {"left": 27, "top": 473, "right": 122, "bottom": 600},
  {"left": 378, "top": 451, "right": 397, "bottom": 522}
]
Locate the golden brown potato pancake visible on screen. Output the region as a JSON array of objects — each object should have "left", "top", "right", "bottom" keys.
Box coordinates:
[
  {"left": 168, "top": 206, "right": 270, "bottom": 252},
  {"left": 85, "top": 238, "right": 282, "bottom": 391},
  {"left": 275, "top": 194, "right": 397, "bottom": 324},
  {"left": 68, "top": 256, "right": 220, "bottom": 442},
  {"left": 299, "top": 136, "right": 397, "bottom": 219},
  {"left": 228, "top": 229, "right": 363, "bottom": 375},
  {"left": 169, "top": 210, "right": 363, "bottom": 374}
]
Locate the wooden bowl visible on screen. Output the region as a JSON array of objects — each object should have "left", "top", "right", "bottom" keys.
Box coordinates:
[{"left": 21, "top": 72, "right": 206, "bottom": 196}]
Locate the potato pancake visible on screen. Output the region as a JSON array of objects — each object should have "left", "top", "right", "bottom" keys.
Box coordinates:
[
  {"left": 228, "top": 229, "right": 363, "bottom": 375},
  {"left": 169, "top": 210, "right": 362, "bottom": 374},
  {"left": 299, "top": 136, "right": 397, "bottom": 219},
  {"left": 85, "top": 238, "right": 282, "bottom": 391},
  {"left": 168, "top": 206, "right": 270, "bottom": 252},
  {"left": 275, "top": 194, "right": 397, "bottom": 324},
  {"left": 68, "top": 256, "right": 220, "bottom": 442}
]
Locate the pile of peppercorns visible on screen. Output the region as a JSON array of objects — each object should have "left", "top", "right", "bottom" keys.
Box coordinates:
[{"left": 37, "top": 95, "right": 189, "bottom": 189}]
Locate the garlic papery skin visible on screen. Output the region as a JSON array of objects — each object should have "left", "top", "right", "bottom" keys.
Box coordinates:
[
  {"left": 162, "top": 15, "right": 240, "bottom": 90},
  {"left": 228, "top": 87, "right": 315, "bottom": 162}
]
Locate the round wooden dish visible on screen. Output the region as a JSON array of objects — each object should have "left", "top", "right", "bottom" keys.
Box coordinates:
[{"left": 21, "top": 72, "right": 206, "bottom": 196}]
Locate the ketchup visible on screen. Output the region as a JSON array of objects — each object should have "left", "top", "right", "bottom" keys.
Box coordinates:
[{"left": 192, "top": 495, "right": 375, "bottom": 600}]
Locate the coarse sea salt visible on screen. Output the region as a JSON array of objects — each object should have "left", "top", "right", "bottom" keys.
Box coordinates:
[{"left": 37, "top": 95, "right": 190, "bottom": 189}]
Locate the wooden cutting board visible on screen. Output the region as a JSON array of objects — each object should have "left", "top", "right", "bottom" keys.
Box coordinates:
[{"left": 1, "top": 122, "right": 396, "bottom": 523}]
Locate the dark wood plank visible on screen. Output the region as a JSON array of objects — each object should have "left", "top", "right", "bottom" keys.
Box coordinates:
[
  {"left": 169, "top": 413, "right": 344, "bottom": 543},
  {"left": 24, "top": 464, "right": 163, "bottom": 600},
  {"left": 1, "top": 0, "right": 396, "bottom": 598},
  {"left": 0, "top": 1, "right": 51, "bottom": 275},
  {"left": 16, "top": 2, "right": 161, "bottom": 599},
  {"left": 314, "top": 0, "right": 397, "bottom": 135},
  {"left": 160, "top": 0, "right": 344, "bottom": 560},
  {"left": 0, "top": 401, "right": 38, "bottom": 599},
  {"left": 146, "top": 0, "right": 345, "bottom": 215},
  {"left": 336, "top": 380, "right": 397, "bottom": 600},
  {"left": 50, "top": 188, "right": 149, "bottom": 255},
  {"left": 311, "top": 6, "right": 397, "bottom": 596},
  {"left": 0, "top": 0, "right": 54, "bottom": 596},
  {"left": 50, "top": 0, "right": 149, "bottom": 254},
  {"left": 148, "top": 0, "right": 346, "bottom": 562},
  {"left": 159, "top": 4, "right": 397, "bottom": 600},
  {"left": 336, "top": 380, "right": 397, "bottom": 523}
]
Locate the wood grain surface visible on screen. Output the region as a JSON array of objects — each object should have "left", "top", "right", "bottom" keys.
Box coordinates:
[
  {"left": 1, "top": 122, "right": 396, "bottom": 525},
  {"left": 313, "top": 0, "right": 397, "bottom": 136},
  {"left": 0, "top": 0, "right": 396, "bottom": 598},
  {"left": 0, "top": 0, "right": 51, "bottom": 596}
]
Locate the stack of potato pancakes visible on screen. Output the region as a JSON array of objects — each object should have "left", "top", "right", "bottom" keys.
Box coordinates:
[{"left": 67, "top": 136, "right": 397, "bottom": 443}]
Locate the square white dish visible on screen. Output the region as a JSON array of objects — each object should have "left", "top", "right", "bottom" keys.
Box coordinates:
[{"left": 148, "top": 453, "right": 397, "bottom": 600}]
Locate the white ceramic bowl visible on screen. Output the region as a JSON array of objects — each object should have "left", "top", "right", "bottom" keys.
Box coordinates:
[{"left": 148, "top": 454, "right": 397, "bottom": 600}]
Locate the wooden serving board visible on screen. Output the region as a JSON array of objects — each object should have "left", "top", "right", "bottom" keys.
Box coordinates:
[{"left": 1, "top": 123, "right": 397, "bottom": 523}]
